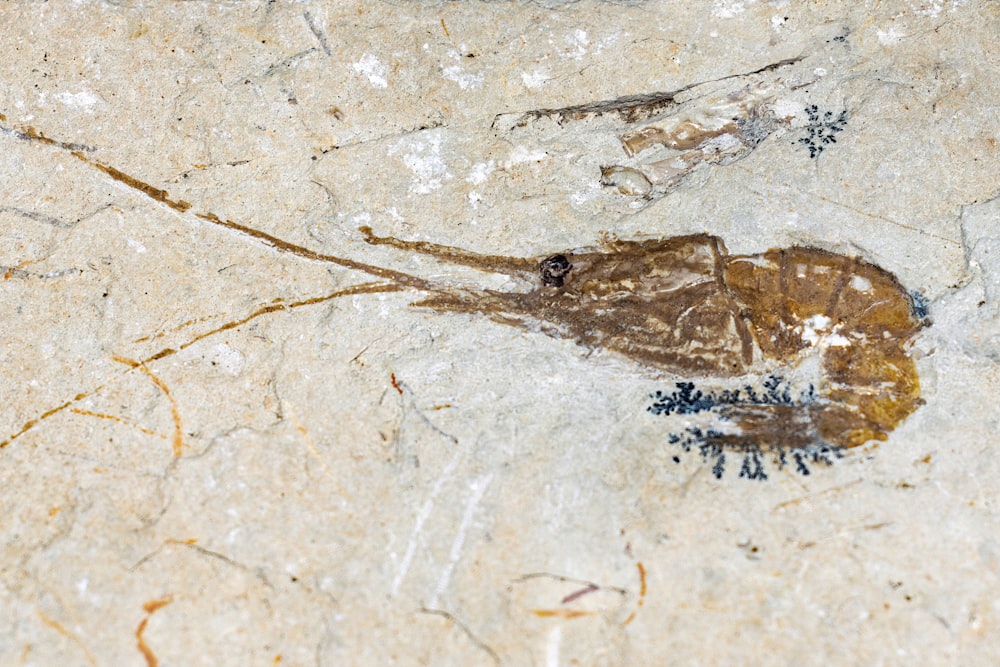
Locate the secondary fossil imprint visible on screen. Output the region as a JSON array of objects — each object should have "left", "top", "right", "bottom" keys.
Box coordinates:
[
  {"left": 499, "top": 59, "right": 809, "bottom": 200},
  {"left": 1, "top": 119, "right": 927, "bottom": 477},
  {"left": 600, "top": 95, "right": 779, "bottom": 198}
]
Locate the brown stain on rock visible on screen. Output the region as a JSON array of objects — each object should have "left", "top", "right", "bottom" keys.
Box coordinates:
[
  {"left": 622, "top": 561, "right": 647, "bottom": 626},
  {"left": 37, "top": 611, "right": 99, "bottom": 666},
  {"left": 531, "top": 608, "right": 595, "bottom": 619},
  {"left": 136, "top": 595, "right": 173, "bottom": 667},
  {"left": 113, "top": 357, "right": 185, "bottom": 458},
  {"left": 1, "top": 282, "right": 399, "bottom": 450}
]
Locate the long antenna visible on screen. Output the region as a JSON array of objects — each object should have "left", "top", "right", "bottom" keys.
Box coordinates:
[{"left": 1, "top": 117, "right": 436, "bottom": 291}]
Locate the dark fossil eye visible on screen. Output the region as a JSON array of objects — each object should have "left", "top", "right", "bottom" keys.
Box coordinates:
[{"left": 539, "top": 254, "right": 573, "bottom": 287}]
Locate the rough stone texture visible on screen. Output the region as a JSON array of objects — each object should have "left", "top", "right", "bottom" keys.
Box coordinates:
[{"left": 1, "top": 2, "right": 998, "bottom": 665}]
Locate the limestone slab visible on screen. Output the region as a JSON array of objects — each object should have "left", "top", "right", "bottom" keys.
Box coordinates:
[{"left": 1, "top": 2, "right": 998, "bottom": 665}]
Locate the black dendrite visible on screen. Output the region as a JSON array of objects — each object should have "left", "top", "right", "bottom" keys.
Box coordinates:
[
  {"left": 649, "top": 376, "right": 839, "bottom": 481},
  {"left": 797, "top": 105, "right": 848, "bottom": 158}
]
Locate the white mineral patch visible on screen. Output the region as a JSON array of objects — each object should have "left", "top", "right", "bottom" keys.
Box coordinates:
[
  {"left": 801, "top": 315, "right": 851, "bottom": 347},
  {"left": 773, "top": 97, "right": 801, "bottom": 120},
  {"left": 466, "top": 161, "right": 495, "bottom": 184},
  {"left": 876, "top": 27, "right": 906, "bottom": 45},
  {"left": 352, "top": 53, "right": 388, "bottom": 89},
  {"left": 521, "top": 69, "right": 550, "bottom": 89},
  {"left": 54, "top": 89, "right": 100, "bottom": 110},
  {"left": 850, "top": 275, "right": 873, "bottom": 292},
  {"left": 913, "top": 0, "right": 968, "bottom": 17},
  {"left": 393, "top": 131, "right": 452, "bottom": 194},
  {"left": 442, "top": 65, "right": 483, "bottom": 90},
  {"left": 565, "top": 29, "right": 588, "bottom": 59},
  {"left": 504, "top": 145, "right": 548, "bottom": 168},
  {"left": 568, "top": 183, "right": 601, "bottom": 206},
  {"left": 712, "top": 0, "right": 756, "bottom": 18}
]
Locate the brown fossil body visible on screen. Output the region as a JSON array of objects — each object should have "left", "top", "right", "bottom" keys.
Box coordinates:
[{"left": 360, "top": 227, "right": 926, "bottom": 453}]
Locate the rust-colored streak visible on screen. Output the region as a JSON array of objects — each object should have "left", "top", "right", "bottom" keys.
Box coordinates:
[
  {"left": 136, "top": 365, "right": 184, "bottom": 458},
  {"left": 176, "top": 282, "right": 404, "bottom": 353},
  {"left": 70, "top": 408, "right": 167, "bottom": 439},
  {"left": 111, "top": 355, "right": 141, "bottom": 369},
  {"left": 73, "top": 153, "right": 191, "bottom": 212},
  {"left": 0, "top": 283, "right": 400, "bottom": 451},
  {"left": 178, "top": 302, "right": 285, "bottom": 349},
  {"left": 136, "top": 595, "right": 173, "bottom": 667},
  {"left": 359, "top": 224, "right": 536, "bottom": 278},
  {"left": 623, "top": 562, "right": 647, "bottom": 627},
  {"left": 133, "top": 314, "right": 218, "bottom": 343},
  {"left": 142, "top": 596, "right": 174, "bottom": 615},
  {"left": 561, "top": 583, "right": 598, "bottom": 604},
  {"left": 1, "top": 379, "right": 131, "bottom": 447},
  {"left": 20, "top": 125, "right": 64, "bottom": 148},
  {"left": 1, "top": 396, "right": 77, "bottom": 448},
  {"left": 113, "top": 357, "right": 183, "bottom": 457},
  {"left": 531, "top": 609, "right": 595, "bottom": 619},
  {"left": 146, "top": 348, "right": 177, "bottom": 361},
  {"left": 37, "top": 611, "right": 99, "bottom": 666},
  {"left": 135, "top": 618, "right": 156, "bottom": 667},
  {"left": 390, "top": 373, "right": 403, "bottom": 395}
]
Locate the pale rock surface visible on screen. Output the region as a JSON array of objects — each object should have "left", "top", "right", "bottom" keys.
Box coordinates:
[{"left": 1, "top": 2, "right": 998, "bottom": 665}]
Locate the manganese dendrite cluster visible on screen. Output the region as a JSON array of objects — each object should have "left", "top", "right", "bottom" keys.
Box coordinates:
[
  {"left": 909, "top": 290, "right": 931, "bottom": 322},
  {"left": 648, "top": 375, "right": 842, "bottom": 481},
  {"left": 797, "top": 105, "right": 848, "bottom": 158},
  {"left": 648, "top": 375, "right": 803, "bottom": 417}
]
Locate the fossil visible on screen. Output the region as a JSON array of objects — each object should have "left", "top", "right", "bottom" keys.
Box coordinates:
[
  {"left": 356, "top": 226, "right": 927, "bottom": 461},
  {"left": 497, "top": 56, "right": 808, "bottom": 201},
  {"left": 600, "top": 86, "right": 782, "bottom": 197},
  {"left": 1, "top": 117, "right": 927, "bottom": 472}
]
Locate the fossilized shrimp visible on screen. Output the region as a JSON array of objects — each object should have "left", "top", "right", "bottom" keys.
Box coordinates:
[
  {"left": 356, "top": 227, "right": 927, "bottom": 470},
  {"left": 1, "top": 118, "right": 927, "bottom": 477}
]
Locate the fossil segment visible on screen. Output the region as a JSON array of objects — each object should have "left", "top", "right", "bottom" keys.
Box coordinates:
[
  {"left": 404, "top": 234, "right": 754, "bottom": 376},
  {"left": 724, "top": 247, "right": 924, "bottom": 449}
]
